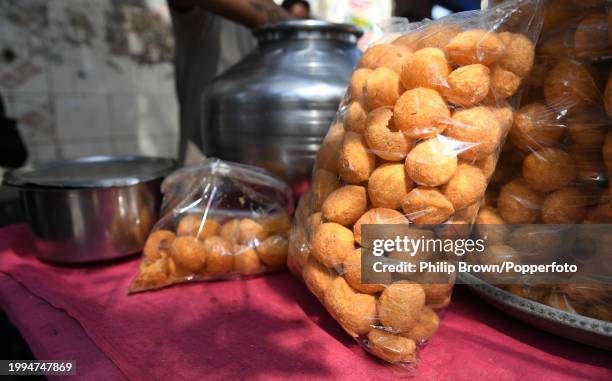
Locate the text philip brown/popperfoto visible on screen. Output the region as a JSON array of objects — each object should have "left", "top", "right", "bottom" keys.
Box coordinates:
[{"left": 370, "top": 235, "right": 578, "bottom": 276}]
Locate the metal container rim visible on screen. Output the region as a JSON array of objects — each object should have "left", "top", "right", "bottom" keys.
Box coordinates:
[
  {"left": 3, "top": 155, "right": 177, "bottom": 190},
  {"left": 253, "top": 19, "right": 363, "bottom": 39}
]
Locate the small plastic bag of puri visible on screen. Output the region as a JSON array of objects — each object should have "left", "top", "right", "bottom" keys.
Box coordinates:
[{"left": 129, "top": 159, "right": 293, "bottom": 293}]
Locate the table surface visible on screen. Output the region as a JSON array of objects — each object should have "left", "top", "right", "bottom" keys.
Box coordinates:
[{"left": 0, "top": 225, "right": 610, "bottom": 381}]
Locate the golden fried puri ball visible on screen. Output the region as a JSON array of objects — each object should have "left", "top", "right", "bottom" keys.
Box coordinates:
[
  {"left": 312, "top": 169, "right": 339, "bottom": 211},
  {"left": 393, "top": 32, "right": 421, "bottom": 49},
  {"left": 176, "top": 215, "right": 220, "bottom": 241},
  {"left": 316, "top": 122, "right": 345, "bottom": 173},
  {"left": 507, "top": 225, "right": 561, "bottom": 261},
  {"left": 344, "top": 101, "right": 367, "bottom": 133},
  {"left": 569, "top": 146, "right": 607, "bottom": 183},
  {"left": 543, "top": 60, "right": 600, "bottom": 114},
  {"left": 338, "top": 132, "right": 376, "bottom": 184},
  {"left": 497, "top": 178, "right": 544, "bottom": 224},
  {"left": 256, "top": 235, "right": 288, "bottom": 267},
  {"left": 233, "top": 245, "right": 264, "bottom": 275},
  {"left": 442, "top": 164, "right": 487, "bottom": 210},
  {"left": 497, "top": 32, "right": 535, "bottom": 78},
  {"left": 542, "top": 0, "right": 581, "bottom": 31},
  {"left": 133, "top": 258, "right": 170, "bottom": 290},
  {"left": 303, "top": 256, "right": 334, "bottom": 300},
  {"left": 168, "top": 257, "right": 193, "bottom": 278},
  {"left": 406, "top": 137, "right": 458, "bottom": 187},
  {"left": 349, "top": 68, "right": 372, "bottom": 103},
  {"left": 359, "top": 44, "right": 411, "bottom": 74},
  {"left": 604, "top": 132, "right": 612, "bottom": 169},
  {"left": 363, "top": 107, "right": 412, "bottom": 161},
  {"left": 365, "top": 67, "right": 404, "bottom": 110},
  {"left": 508, "top": 102, "right": 563, "bottom": 151},
  {"left": 143, "top": 230, "right": 176, "bottom": 261},
  {"left": 343, "top": 248, "right": 386, "bottom": 294},
  {"left": 203, "top": 236, "right": 234, "bottom": 276},
  {"left": 574, "top": 13, "right": 612, "bottom": 61},
  {"left": 486, "top": 98, "right": 514, "bottom": 134},
  {"left": 401, "top": 187, "right": 454, "bottom": 225},
  {"left": 567, "top": 112, "right": 608, "bottom": 148},
  {"left": 322, "top": 185, "right": 367, "bottom": 226},
  {"left": 378, "top": 282, "right": 426, "bottom": 332},
  {"left": 220, "top": 219, "right": 240, "bottom": 243},
  {"left": 312, "top": 222, "right": 354, "bottom": 268},
  {"left": 416, "top": 23, "right": 463, "bottom": 50},
  {"left": 259, "top": 213, "right": 291, "bottom": 234},
  {"left": 367, "top": 330, "right": 417, "bottom": 364},
  {"left": 475, "top": 154, "right": 496, "bottom": 178},
  {"left": 541, "top": 187, "right": 588, "bottom": 224},
  {"left": 605, "top": 71, "right": 612, "bottom": 119},
  {"left": 359, "top": 44, "right": 391, "bottom": 70},
  {"left": 237, "top": 218, "right": 268, "bottom": 245},
  {"left": 522, "top": 148, "right": 575, "bottom": 192},
  {"left": 445, "top": 29, "right": 505, "bottom": 66},
  {"left": 402, "top": 306, "right": 440, "bottom": 343},
  {"left": 170, "top": 236, "right": 207, "bottom": 273},
  {"left": 421, "top": 283, "right": 453, "bottom": 307},
  {"left": 324, "top": 276, "right": 378, "bottom": 336},
  {"left": 443, "top": 64, "right": 490, "bottom": 107},
  {"left": 476, "top": 245, "right": 521, "bottom": 282},
  {"left": 489, "top": 65, "right": 521, "bottom": 99},
  {"left": 400, "top": 47, "right": 450, "bottom": 92},
  {"left": 382, "top": 44, "right": 414, "bottom": 74},
  {"left": 353, "top": 208, "right": 407, "bottom": 245},
  {"left": 429, "top": 294, "right": 451, "bottom": 309},
  {"left": 368, "top": 163, "right": 413, "bottom": 209},
  {"left": 444, "top": 107, "right": 501, "bottom": 161},
  {"left": 537, "top": 31, "right": 575, "bottom": 59},
  {"left": 475, "top": 206, "right": 509, "bottom": 245},
  {"left": 393, "top": 87, "right": 451, "bottom": 139}
]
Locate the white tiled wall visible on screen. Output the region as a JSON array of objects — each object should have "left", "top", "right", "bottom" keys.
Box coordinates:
[{"left": 0, "top": 0, "right": 179, "bottom": 164}]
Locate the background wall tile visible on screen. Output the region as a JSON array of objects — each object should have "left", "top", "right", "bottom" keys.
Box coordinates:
[
  {"left": 59, "top": 140, "right": 113, "bottom": 159},
  {"left": 54, "top": 95, "right": 112, "bottom": 140},
  {"left": 1, "top": 0, "right": 179, "bottom": 165}
]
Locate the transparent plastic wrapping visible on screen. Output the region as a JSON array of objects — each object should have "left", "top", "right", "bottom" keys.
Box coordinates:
[
  {"left": 482, "top": 0, "right": 612, "bottom": 322},
  {"left": 288, "top": 0, "right": 544, "bottom": 368},
  {"left": 129, "top": 159, "right": 293, "bottom": 293}
]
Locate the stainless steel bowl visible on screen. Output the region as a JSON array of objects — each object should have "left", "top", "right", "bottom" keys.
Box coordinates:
[{"left": 3, "top": 156, "right": 176, "bottom": 263}]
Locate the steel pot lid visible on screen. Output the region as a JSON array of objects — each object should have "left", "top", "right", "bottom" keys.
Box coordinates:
[
  {"left": 4, "top": 155, "right": 177, "bottom": 189},
  {"left": 253, "top": 20, "right": 363, "bottom": 43}
]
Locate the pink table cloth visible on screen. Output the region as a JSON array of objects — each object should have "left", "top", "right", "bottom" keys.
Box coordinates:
[{"left": 0, "top": 225, "right": 610, "bottom": 381}]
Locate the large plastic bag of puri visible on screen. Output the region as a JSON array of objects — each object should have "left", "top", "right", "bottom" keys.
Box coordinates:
[
  {"left": 477, "top": 0, "right": 612, "bottom": 322},
  {"left": 288, "top": 0, "right": 545, "bottom": 368},
  {"left": 129, "top": 159, "right": 293, "bottom": 293}
]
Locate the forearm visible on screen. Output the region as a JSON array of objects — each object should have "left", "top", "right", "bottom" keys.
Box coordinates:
[{"left": 171, "top": 0, "right": 292, "bottom": 28}]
